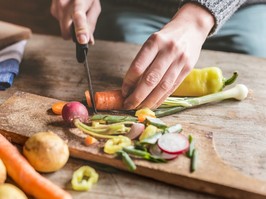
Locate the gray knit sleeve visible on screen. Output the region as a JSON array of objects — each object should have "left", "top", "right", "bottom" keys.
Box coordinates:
[{"left": 180, "top": 0, "right": 247, "bottom": 35}]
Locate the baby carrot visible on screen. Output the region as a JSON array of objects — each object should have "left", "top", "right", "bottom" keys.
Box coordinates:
[
  {"left": 85, "top": 89, "right": 125, "bottom": 110},
  {"left": 0, "top": 134, "right": 72, "bottom": 199},
  {"left": 84, "top": 135, "right": 98, "bottom": 146},
  {"left": 52, "top": 101, "right": 67, "bottom": 115}
]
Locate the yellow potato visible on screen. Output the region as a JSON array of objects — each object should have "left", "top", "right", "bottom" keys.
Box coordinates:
[
  {"left": 23, "top": 131, "right": 69, "bottom": 173},
  {"left": 0, "top": 183, "right": 27, "bottom": 199},
  {"left": 0, "top": 159, "right": 6, "bottom": 184}
]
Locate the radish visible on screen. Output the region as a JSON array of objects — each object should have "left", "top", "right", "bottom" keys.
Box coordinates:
[
  {"left": 158, "top": 133, "right": 189, "bottom": 155},
  {"left": 62, "top": 101, "right": 89, "bottom": 125},
  {"left": 149, "top": 144, "right": 178, "bottom": 160}
]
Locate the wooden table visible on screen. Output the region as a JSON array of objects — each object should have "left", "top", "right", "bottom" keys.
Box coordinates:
[{"left": 1, "top": 34, "right": 266, "bottom": 199}]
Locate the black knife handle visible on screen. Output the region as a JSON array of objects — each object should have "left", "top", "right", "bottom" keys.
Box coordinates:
[{"left": 71, "top": 24, "right": 88, "bottom": 63}]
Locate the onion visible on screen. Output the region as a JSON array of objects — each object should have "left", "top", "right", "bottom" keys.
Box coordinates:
[
  {"left": 62, "top": 101, "right": 89, "bottom": 124},
  {"left": 126, "top": 123, "right": 145, "bottom": 140}
]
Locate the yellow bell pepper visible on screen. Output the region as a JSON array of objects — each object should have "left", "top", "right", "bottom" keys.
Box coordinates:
[
  {"left": 71, "top": 166, "right": 99, "bottom": 191},
  {"left": 171, "top": 67, "right": 238, "bottom": 97},
  {"left": 104, "top": 135, "right": 132, "bottom": 154}
]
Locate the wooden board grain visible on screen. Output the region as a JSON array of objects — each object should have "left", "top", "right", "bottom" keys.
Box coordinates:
[{"left": 0, "top": 91, "right": 266, "bottom": 199}]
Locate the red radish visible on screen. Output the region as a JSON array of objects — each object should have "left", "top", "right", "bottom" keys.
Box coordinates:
[
  {"left": 149, "top": 144, "right": 178, "bottom": 160},
  {"left": 126, "top": 123, "right": 145, "bottom": 140},
  {"left": 62, "top": 101, "right": 89, "bottom": 124},
  {"left": 158, "top": 133, "right": 189, "bottom": 155}
]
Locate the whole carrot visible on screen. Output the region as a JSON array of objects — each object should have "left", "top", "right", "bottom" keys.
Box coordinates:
[
  {"left": 85, "top": 89, "right": 125, "bottom": 110},
  {"left": 0, "top": 134, "right": 72, "bottom": 199}
]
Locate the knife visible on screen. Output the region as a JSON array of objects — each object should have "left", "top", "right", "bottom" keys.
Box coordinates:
[{"left": 71, "top": 24, "right": 97, "bottom": 113}]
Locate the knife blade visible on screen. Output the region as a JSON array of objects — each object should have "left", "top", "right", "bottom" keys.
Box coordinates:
[{"left": 71, "top": 24, "right": 97, "bottom": 113}]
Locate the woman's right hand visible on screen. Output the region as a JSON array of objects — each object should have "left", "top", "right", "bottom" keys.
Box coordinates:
[{"left": 50, "top": 0, "right": 101, "bottom": 44}]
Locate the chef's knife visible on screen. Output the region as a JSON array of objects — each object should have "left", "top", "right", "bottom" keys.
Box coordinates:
[{"left": 71, "top": 24, "right": 97, "bottom": 113}]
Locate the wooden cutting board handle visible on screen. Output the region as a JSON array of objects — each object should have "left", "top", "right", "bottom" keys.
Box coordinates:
[{"left": 0, "top": 21, "right": 32, "bottom": 49}]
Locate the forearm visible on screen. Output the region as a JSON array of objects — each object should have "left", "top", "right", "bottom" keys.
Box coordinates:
[
  {"left": 171, "top": 3, "right": 215, "bottom": 40},
  {"left": 180, "top": 0, "right": 248, "bottom": 34}
]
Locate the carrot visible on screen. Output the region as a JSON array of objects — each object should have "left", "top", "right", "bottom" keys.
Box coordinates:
[
  {"left": 84, "top": 135, "right": 98, "bottom": 146},
  {"left": 85, "top": 89, "right": 125, "bottom": 110},
  {"left": 0, "top": 134, "right": 72, "bottom": 199},
  {"left": 52, "top": 101, "right": 67, "bottom": 115}
]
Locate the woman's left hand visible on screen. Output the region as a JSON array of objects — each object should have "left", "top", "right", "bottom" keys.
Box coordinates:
[{"left": 122, "top": 3, "right": 215, "bottom": 110}]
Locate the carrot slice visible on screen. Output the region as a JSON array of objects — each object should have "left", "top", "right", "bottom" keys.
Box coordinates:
[
  {"left": 84, "top": 135, "right": 98, "bottom": 146},
  {"left": 52, "top": 101, "right": 67, "bottom": 115},
  {"left": 0, "top": 134, "right": 72, "bottom": 199},
  {"left": 85, "top": 89, "right": 125, "bottom": 110}
]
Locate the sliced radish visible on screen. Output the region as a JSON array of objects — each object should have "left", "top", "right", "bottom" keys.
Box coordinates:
[
  {"left": 149, "top": 144, "right": 178, "bottom": 160},
  {"left": 126, "top": 123, "right": 145, "bottom": 140},
  {"left": 158, "top": 133, "right": 189, "bottom": 155}
]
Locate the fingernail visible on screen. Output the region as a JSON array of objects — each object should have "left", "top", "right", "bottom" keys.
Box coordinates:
[{"left": 78, "top": 34, "right": 88, "bottom": 44}]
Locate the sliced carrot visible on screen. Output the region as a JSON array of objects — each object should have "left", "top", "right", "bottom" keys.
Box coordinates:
[
  {"left": 0, "top": 134, "right": 72, "bottom": 199},
  {"left": 52, "top": 101, "right": 67, "bottom": 115},
  {"left": 85, "top": 89, "right": 125, "bottom": 110},
  {"left": 84, "top": 135, "right": 98, "bottom": 146}
]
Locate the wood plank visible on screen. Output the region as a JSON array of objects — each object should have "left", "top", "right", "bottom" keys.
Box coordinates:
[
  {"left": 0, "top": 21, "right": 32, "bottom": 49},
  {"left": 0, "top": 91, "right": 266, "bottom": 199}
]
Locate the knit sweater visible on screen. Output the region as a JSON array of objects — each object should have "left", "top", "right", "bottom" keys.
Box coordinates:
[{"left": 106, "top": 0, "right": 266, "bottom": 33}]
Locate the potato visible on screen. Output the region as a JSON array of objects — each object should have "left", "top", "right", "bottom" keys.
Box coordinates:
[
  {"left": 0, "top": 159, "right": 6, "bottom": 184},
  {"left": 0, "top": 183, "right": 27, "bottom": 199},
  {"left": 23, "top": 131, "right": 69, "bottom": 172}
]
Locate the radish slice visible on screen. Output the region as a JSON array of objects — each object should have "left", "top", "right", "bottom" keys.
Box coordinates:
[
  {"left": 149, "top": 144, "right": 178, "bottom": 160},
  {"left": 126, "top": 123, "right": 145, "bottom": 140},
  {"left": 158, "top": 133, "right": 189, "bottom": 155}
]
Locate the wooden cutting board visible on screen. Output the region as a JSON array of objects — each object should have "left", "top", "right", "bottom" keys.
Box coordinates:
[
  {"left": 0, "top": 21, "right": 32, "bottom": 49},
  {"left": 0, "top": 91, "right": 265, "bottom": 199}
]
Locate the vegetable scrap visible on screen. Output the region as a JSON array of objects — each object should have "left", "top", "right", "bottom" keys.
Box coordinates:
[
  {"left": 71, "top": 166, "right": 99, "bottom": 191},
  {"left": 51, "top": 101, "right": 67, "bottom": 115}
]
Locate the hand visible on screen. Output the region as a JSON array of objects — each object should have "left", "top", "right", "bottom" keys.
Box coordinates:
[
  {"left": 122, "top": 3, "right": 214, "bottom": 110},
  {"left": 50, "top": 0, "right": 101, "bottom": 44}
]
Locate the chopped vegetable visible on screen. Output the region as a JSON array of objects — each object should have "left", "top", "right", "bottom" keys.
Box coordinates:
[
  {"left": 190, "top": 149, "right": 198, "bottom": 172},
  {"left": 62, "top": 101, "right": 89, "bottom": 124},
  {"left": 123, "top": 146, "right": 166, "bottom": 163},
  {"left": 140, "top": 132, "right": 162, "bottom": 145},
  {"left": 135, "top": 108, "right": 156, "bottom": 122},
  {"left": 171, "top": 67, "right": 238, "bottom": 96},
  {"left": 104, "top": 136, "right": 132, "bottom": 154},
  {"left": 116, "top": 150, "right": 136, "bottom": 171},
  {"left": 84, "top": 135, "right": 98, "bottom": 146},
  {"left": 92, "top": 114, "right": 138, "bottom": 124},
  {"left": 0, "top": 134, "right": 72, "bottom": 199},
  {"left": 165, "top": 124, "right": 182, "bottom": 134},
  {"left": 149, "top": 144, "right": 179, "bottom": 160},
  {"left": 85, "top": 89, "right": 125, "bottom": 110},
  {"left": 0, "top": 183, "right": 28, "bottom": 199},
  {"left": 156, "top": 84, "right": 249, "bottom": 117},
  {"left": 158, "top": 133, "right": 189, "bottom": 155},
  {"left": 23, "top": 131, "right": 69, "bottom": 173},
  {"left": 187, "top": 135, "right": 195, "bottom": 158},
  {"left": 139, "top": 125, "right": 158, "bottom": 141},
  {"left": 0, "top": 159, "right": 6, "bottom": 184},
  {"left": 71, "top": 166, "right": 99, "bottom": 191},
  {"left": 145, "top": 116, "right": 167, "bottom": 129},
  {"left": 126, "top": 123, "right": 145, "bottom": 140},
  {"left": 51, "top": 101, "right": 67, "bottom": 115}
]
